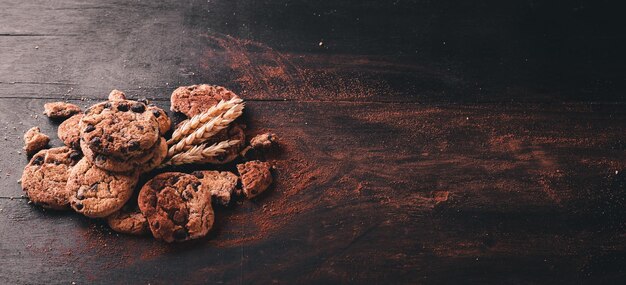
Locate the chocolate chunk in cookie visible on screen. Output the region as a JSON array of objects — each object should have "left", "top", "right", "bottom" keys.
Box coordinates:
[
  {"left": 23, "top": 127, "right": 50, "bottom": 156},
  {"left": 170, "top": 84, "right": 239, "bottom": 117},
  {"left": 138, "top": 172, "right": 213, "bottom": 242},
  {"left": 67, "top": 158, "right": 139, "bottom": 218},
  {"left": 43, "top": 102, "right": 82, "bottom": 119},
  {"left": 147, "top": 105, "right": 171, "bottom": 135},
  {"left": 236, "top": 160, "right": 273, "bottom": 199},
  {"left": 192, "top": 170, "right": 239, "bottom": 206},
  {"left": 58, "top": 114, "right": 83, "bottom": 149},
  {"left": 108, "top": 89, "right": 127, "bottom": 101},
  {"left": 250, "top": 132, "right": 278, "bottom": 149},
  {"left": 106, "top": 206, "right": 149, "bottom": 235},
  {"left": 21, "top": 147, "right": 81, "bottom": 209},
  {"left": 79, "top": 100, "right": 160, "bottom": 158}
]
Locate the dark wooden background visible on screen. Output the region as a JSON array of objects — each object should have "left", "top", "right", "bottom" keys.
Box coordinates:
[{"left": 1, "top": 0, "right": 625, "bottom": 284}]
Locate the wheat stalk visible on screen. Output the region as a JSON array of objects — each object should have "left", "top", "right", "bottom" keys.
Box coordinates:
[
  {"left": 161, "top": 140, "right": 240, "bottom": 166},
  {"left": 169, "top": 97, "right": 243, "bottom": 144},
  {"left": 167, "top": 102, "right": 244, "bottom": 157}
]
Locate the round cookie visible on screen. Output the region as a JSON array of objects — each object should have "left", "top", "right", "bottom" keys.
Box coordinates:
[
  {"left": 80, "top": 100, "right": 160, "bottom": 158},
  {"left": 147, "top": 105, "right": 171, "bottom": 135},
  {"left": 106, "top": 206, "right": 149, "bottom": 235},
  {"left": 81, "top": 137, "right": 167, "bottom": 173},
  {"left": 21, "top": 147, "right": 81, "bottom": 209},
  {"left": 138, "top": 172, "right": 214, "bottom": 243},
  {"left": 58, "top": 114, "right": 83, "bottom": 149},
  {"left": 67, "top": 158, "right": 139, "bottom": 218},
  {"left": 170, "top": 84, "right": 239, "bottom": 117}
]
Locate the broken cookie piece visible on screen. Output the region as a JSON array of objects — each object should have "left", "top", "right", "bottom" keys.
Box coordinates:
[
  {"left": 23, "top": 127, "right": 50, "bottom": 156},
  {"left": 43, "top": 102, "right": 82, "bottom": 119},
  {"left": 108, "top": 89, "right": 127, "bottom": 101},
  {"left": 236, "top": 160, "right": 273, "bottom": 199},
  {"left": 250, "top": 132, "right": 277, "bottom": 149},
  {"left": 193, "top": 170, "right": 239, "bottom": 206}
]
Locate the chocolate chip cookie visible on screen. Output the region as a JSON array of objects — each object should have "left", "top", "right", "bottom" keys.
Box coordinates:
[
  {"left": 147, "top": 105, "right": 171, "bottom": 135},
  {"left": 21, "top": 147, "right": 81, "bottom": 209},
  {"left": 80, "top": 100, "right": 160, "bottom": 158},
  {"left": 81, "top": 137, "right": 167, "bottom": 173},
  {"left": 108, "top": 89, "right": 127, "bottom": 101},
  {"left": 192, "top": 170, "right": 239, "bottom": 206},
  {"left": 170, "top": 84, "right": 239, "bottom": 117},
  {"left": 23, "top": 127, "right": 50, "bottom": 156},
  {"left": 236, "top": 160, "right": 273, "bottom": 199},
  {"left": 43, "top": 102, "right": 82, "bottom": 119},
  {"left": 106, "top": 206, "right": 149, "bottom": 235},
  {"left": 58, "top": 114, "right": 83, "bottom": 149},
  {"left": 138, "top": 172, "right": 214, "bottom": 242},
  {"left": 67, "top": 158, "right": 139, "bottom": 218}
]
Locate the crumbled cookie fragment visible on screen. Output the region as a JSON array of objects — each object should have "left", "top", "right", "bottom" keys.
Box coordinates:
[
  {"left": 170, "top": 84, "right": 239, "bottom": 117},
  {"left": 23, "top": 127, "right": 50, "bottom": 156},
  {"left": 43, "top": 102, "right": 82, "bottom": 119},
  {"left": 250, "top": 132, "right": 277, "bottom": 149},
  {"left": 192, "top": 170, "right": 239, "bottom": 206},
  {"left": 236, "top": 160, "right": 273, "bottom": 199},
  {"left": 58, "top": 114, "right": 82, "bottom": 149},
  {"left": 21, "top": 147, "right": 81, "bottom": 209},
  {"left": 107, "top": 206, "right": 149, "bottom": 235},
  {"left": 108, "top": 89, "right": 127, "bottom": 101},
  {"left": 138, "top": 172, "right": 214, "bottom": 242}
]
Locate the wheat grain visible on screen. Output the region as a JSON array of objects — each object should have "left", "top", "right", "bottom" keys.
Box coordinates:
[
  {"left": 169, "top": 97, "right": 243, "bottom": 144},
  {"left": 167, "top": 103, "right": 244, "bottom": 157},
  {"left": 161, "top": 140, "right": 240, "bottom": 166}
]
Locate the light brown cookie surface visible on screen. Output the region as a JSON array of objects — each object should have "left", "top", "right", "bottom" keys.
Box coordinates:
[
  {"left": 106, "top": 206, "right": 149, "bottom": 235},
  {"left": 192, "top": 170, "right": 239, "bottom": 206},
  {"left": 58, "top": 114, "right": 83, "bottom": 149},
  {"left": 147, "top": 105, "right": 171, "bottom": 135},
  {"left": 80, "top": 100, "right": 160, "bottom": 158},
  {"left": 67, "top": 158, "right": 139, "bottom": 218},
  {"left": 138, "top": 172, "right": 213, "bottom": 243},
  {"left": 236, "top": 160, "right": 273, "bottom": 199},
  {"left": 21, "top": 147, "right": 81, "bottom": 209},
  {"left": 170, "top": 84, "right": 239, "bottom": 117},
  {"left": 23, "top": 127, "right": 50, "bottom": 156},
  {"left": 43, "top": 102, "right": 82, "bottom": 119}
]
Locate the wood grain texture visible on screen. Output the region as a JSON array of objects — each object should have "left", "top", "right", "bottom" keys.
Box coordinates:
[{"left": 1, "top": 0, "right": 626, "bottom": 284}]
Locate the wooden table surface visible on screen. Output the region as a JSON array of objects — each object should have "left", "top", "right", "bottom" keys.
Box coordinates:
[{"left": 1, "top": 0, "right": 625, "bottom": 284}]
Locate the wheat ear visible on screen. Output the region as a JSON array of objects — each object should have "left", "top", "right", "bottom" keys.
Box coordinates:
[
  {"left": 167, "top": 103, "right": 244, "bottom": 157},
  {"left": 161, "top": 140, "right": 240, "bottom": 166},
  {"left": 169, "top": 97, "right": 243, "bottom": 144}
]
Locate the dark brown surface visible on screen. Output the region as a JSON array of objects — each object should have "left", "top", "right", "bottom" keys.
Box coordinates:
[{"left": 1, "top": 0, "right": 625, "bottom": 284}]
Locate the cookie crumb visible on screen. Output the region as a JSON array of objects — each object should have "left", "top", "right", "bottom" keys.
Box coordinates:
[{"left": 250, "top": 132, "right": 278, "bottom": 149}]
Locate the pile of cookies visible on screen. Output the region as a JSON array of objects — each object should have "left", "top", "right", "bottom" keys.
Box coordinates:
[{"left": 21, "top": 85, "right": 276, "bottom": 242}]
